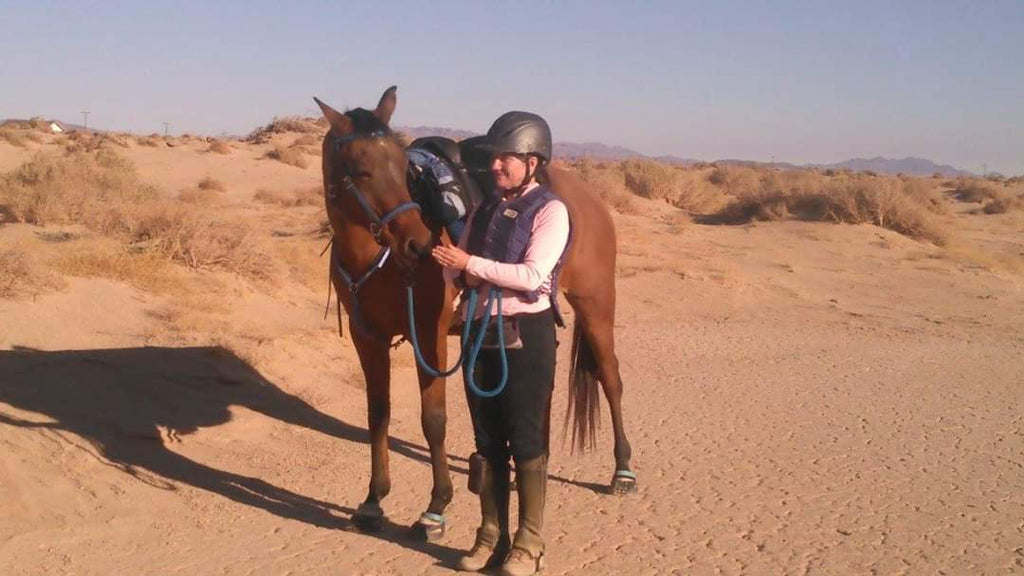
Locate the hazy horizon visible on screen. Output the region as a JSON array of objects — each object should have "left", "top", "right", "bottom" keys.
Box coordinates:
[{"left": 2, "top": 1, "right": 1021, "bottom": 175}]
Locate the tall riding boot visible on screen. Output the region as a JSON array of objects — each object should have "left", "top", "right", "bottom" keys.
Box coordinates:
[
  {"left": 500, "top": 455, "right": 547, "bottom": 576},
  {"left": 457, "top": 459, "right": 511, "bottom": 572}
]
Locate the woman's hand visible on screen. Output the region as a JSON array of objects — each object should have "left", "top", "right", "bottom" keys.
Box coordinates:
[{"left": 432, "top": 245, "right": 471, "bottom": 270}]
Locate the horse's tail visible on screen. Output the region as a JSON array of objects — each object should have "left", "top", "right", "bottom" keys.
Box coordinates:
[{"left": 564, "top": 321, "right": 600, "bottom": 453}]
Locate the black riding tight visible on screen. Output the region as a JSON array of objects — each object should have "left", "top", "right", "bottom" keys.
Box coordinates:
[{"left": 464, "top": 308, "right": 557, "bottom": 465}]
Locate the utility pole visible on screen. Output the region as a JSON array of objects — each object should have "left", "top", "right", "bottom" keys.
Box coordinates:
[
  {"left": 162, "top": 122, "right": 170, "bottom": 137},
  {"left": 81, "top": 110, "right": 90, "bottom": 130}
]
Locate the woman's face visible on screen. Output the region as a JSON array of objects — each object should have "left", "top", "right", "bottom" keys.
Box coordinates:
[{"left": 490, "top": 153, "right": 537, "bottom": 191}]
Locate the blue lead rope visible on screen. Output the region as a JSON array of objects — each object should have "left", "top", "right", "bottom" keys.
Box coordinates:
[{"left": 407, "top": 286, "right": 509, "bottom": 397}]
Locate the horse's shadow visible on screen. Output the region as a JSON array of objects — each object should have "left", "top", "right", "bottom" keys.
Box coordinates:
[{"left": 0, "top": 345, "right": 463, "bottom": 567}]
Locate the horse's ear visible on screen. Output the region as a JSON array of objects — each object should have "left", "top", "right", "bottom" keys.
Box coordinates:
[
  {"left": 373, "top": 85, "right": 397, "bottom": 126},
  {"left": 313, "top": 97, "right": 352, "bottom": 135}
]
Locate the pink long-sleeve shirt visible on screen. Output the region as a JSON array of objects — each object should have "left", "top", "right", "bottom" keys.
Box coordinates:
[{"left": 443, "top": 183, "right": 570, "bottom": 320}]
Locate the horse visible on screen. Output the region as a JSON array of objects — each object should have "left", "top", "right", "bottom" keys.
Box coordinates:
[{"left": 314, "top": 86, "right": 636, "bottom": 541}]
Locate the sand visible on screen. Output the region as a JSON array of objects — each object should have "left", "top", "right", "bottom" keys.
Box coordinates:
[{"left": 1, "top": 133, "right": 1023, "bottom": 575}]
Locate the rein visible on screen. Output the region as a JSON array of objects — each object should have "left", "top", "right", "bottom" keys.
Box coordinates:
[{"left": 406, "top": 286, "right": 509, "bottom": 398}]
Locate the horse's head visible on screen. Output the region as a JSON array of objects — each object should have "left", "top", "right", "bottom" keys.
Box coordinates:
[{"left": 315, "top": 86, "right": 432, "bottom": 267}]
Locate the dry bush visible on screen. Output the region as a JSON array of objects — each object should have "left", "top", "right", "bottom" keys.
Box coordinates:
[
  {"left": 130, "top": 203, "right": 274, "bottom": 281},
  {"left": 1005, "top": 176, "right": 1024, "bottom": 186},
  {"left": 137, "top": 135, "right": 162, "bottom": 147},
  {"left": 621, "top": 158, "right": 679, "bottom": 202},
  {"left": 291, "top": 134, "right": 318, "bottom": 147},
  {"left": 981, "top": 193, "right": 1024, "bottom": 214},
  {"left": 207, "top": 139, "right": 232, "bottom": 154},
  {"left": 571, "top": 159, "right": 638, "bottom": 215},
  {"left": 0, "top": 246, "right": 65, "bottom": 298},
  {"left": 253, "top": 186, "right": 322, "bottom": 208},
  {"left": 672, "top": 168, "right": 729, "bottom": 213},
  {"left": 0, "top": 128, "right": 29, "bottom": 147},
  {"left": 704, "top": 175, "right": 949, "bottom": 244},
  {"left": 264, "top": 146, "right": 309, "bottom": 169},
  {"left": 707, "top": 165, "right": 762, "bottom": 196},
  {"left": 197, "top": 176, "right": 226, "bottom": 192},
  {"left": 0, "top": 149, "right": 274, "bottom": 281},
  {"left": 619, "top": 159, "right": 726, "bottom": 212},
  {"left": 246, "top": 116, "right": 322, "bottom": 144},
  {"left": 953, "top": 179, "right": 999, "bottom": 203},
  {"left": 0, "top": 149, "right": 159, "bottom": 230},
  {"left": 54, "top": 244, "right": 176, "bottom": 293}
]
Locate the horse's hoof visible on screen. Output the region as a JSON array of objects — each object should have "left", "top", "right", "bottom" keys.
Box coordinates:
[
  {"left": 354, "top": 502, "right": 385, "bottom": 532},
  {"left": 411, "top": 512, "right": 447, "bottom": 542},
  {"left": 610, "top": 470, "right": 638, "bottom": 495}
]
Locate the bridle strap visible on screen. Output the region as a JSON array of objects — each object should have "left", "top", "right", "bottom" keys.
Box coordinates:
[{"left": 328, "top": 131, "right": 422, "bottom": 245}]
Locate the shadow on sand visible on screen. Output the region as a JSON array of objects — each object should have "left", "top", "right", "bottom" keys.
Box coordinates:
[{"left": 0, "top": 345, "right": 465, "bottom": 567}]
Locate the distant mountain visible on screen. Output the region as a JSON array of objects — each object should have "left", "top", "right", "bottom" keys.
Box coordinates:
[
  {"left": 554, "top": 141, "right": 646, "bottom": 160},
  {"left": 395, "top": 125, "right": 479, "bottom": 141},
  {"left": 808, "top": 156, "right": 972, "bottom": 177},
  {"left": 652, "top": 155, "right": 703, "bottom": 166}
]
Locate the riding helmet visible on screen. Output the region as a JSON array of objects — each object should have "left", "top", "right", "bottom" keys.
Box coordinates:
[{"left": 480, "top": 111, "right": 552, "bottom": 164}]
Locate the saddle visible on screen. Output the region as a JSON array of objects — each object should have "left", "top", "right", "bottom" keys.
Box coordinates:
[{"left": 406, "top": 139, "right": 483, "bottom": 242}]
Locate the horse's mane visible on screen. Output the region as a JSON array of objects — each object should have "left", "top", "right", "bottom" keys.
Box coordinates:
[{"left": 345, "top": 108, "right": 392, "bottom": 136}]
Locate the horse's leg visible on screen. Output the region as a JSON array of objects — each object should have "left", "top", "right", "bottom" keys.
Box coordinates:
[
  {"left": 570, "top": 295, "right": 637, "bottom": 494},
  {"left": 352, "top": 332, "right": 392, "bottom": 530},
  {"left": 410, "top": 325, "right": 454, "bottom": 541}
]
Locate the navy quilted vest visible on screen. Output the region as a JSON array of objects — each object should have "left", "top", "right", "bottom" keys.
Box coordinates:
[{"left": 465, "top": 185, "right": 569, "bottom": 326}]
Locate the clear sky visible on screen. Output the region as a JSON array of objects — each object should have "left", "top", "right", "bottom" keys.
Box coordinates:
[{"left": 2, "top": 1, "right": 1021, "bottom": 174}]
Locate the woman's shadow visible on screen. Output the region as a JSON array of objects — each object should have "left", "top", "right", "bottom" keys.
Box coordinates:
[{"left": 0, "top": 345, "right": 462, "bottom": 566}]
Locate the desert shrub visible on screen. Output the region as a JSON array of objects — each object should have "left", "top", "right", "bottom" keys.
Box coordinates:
[
  {"left": 264, "top": 146, "right": 309, "bottom": 169},
  {"left": 0, "top": 246, "right": 65, "bottom": 298},
  {"left": 54, "top": 244, "right": 173, "bottom": 292},
  {"left": 0, "top": 149, "right": 158, "bottom": 229},
  {"left": 253, "top": 186, "right": 322, "bottom": 208},
  {"left": 898, "top": 178, "right": 950, "bottom": 215},
  {"left": 0, "top": 128, "right": 28, "bottom": 147},
  {"left": 130, "top": 204, "right": 272, "bottom": 280},
  {"left": 246, "top": 116, "right": 322, "bottom": 144},
  {"left": 707, "top": 165, "right": 761, "bottom": 196},
  {"left": 1005, "top": 176, "right": 1024, "bottom": 186},
  {"left": 197, "top": 176, "right": 226, "bottom": 192},
  {"left": 981, "top": 193, "right": 1024, "bottom": 214},
  {"left": 572, "top": 159, "right": 638, "bottom": 215},
  {"left": 704, "top": 176, "right": 948, "bottom": 244},
  {"left": 621, "top": 158, "right": 679, "bottom": 202},
  {"left": 0, "top": 150, "right": 273, "bottom": 280},
  {"left": 291, "top": 134, "right": 318, "bottom": 147},
  {"left": 137, "top": 136, "right": 162, "bottom": 147},
  {"left": 953, "top": 179, "right": 999, "bottom": 203},
  {"left": 206, "top": 139, "right": 232, "bottom": 154}
]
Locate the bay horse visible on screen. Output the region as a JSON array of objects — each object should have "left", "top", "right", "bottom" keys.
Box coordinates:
[{"left": 314, "top": 86, "right": 636, "bottom": 540}]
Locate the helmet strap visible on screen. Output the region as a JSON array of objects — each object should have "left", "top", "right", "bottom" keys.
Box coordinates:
[{"left": 505, "top": 155, "right": 536, "bottom": 199}]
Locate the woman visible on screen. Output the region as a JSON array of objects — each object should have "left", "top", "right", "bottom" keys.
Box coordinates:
[{"left": 432, "top": 111, "right": 568, "bottom": 576}]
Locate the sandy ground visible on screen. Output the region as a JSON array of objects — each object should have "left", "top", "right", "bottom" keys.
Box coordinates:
[{"left": 1, "top": 135, "right": 1023, "bottom": 575}]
